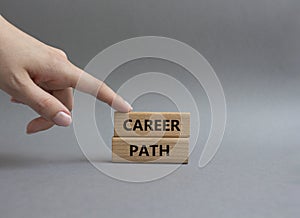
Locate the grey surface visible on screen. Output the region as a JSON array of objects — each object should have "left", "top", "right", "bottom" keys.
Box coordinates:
[{"left": 0, "top": 0, "right": 300, "bottom": 217}]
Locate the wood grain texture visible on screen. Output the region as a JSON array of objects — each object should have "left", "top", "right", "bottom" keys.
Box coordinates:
[
  {"left": 112, "top": 137, "right": 189, "bottom": 164},
  {"left": 114, "top": 112, "right": 190, "bottom": 138}
]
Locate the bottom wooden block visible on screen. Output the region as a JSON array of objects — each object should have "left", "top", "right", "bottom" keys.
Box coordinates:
[{"left": 112, "top": 137, "right": 189, "bottom": 164}]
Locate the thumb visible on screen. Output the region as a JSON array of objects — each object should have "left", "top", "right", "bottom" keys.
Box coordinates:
[{"left": 20, "top": 80, "right": 72, "bottom": 127}]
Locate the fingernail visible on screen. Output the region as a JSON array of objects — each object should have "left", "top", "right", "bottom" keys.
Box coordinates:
[
  {"left": 125, "top": 101, "right": 133, "bottom": 111},
  {"left": 53, "top": 111, "right": 72, "bottom": 126}
]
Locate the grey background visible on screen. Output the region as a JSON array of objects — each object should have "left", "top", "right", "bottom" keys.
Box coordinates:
[{"left": 0, "top": 0, "right": 300, "bottom": 217}]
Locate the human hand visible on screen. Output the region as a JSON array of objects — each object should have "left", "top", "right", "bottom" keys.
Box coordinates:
[{"left": 0, "top": 16, "right": 132, "bottom": 134}]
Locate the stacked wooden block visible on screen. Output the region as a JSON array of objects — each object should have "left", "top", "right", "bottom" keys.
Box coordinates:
[{"left": 112, "top": 112, "right": 190, "bottom": 164}]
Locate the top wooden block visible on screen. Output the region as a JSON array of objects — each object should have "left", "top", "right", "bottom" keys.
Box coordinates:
[{"left": 114, "top": 112, "right": 190, "bottom": 138}]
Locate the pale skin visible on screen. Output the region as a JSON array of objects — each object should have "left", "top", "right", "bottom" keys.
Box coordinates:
[{"left": 0, "top": 15, "right": 132, "bottom": 134}]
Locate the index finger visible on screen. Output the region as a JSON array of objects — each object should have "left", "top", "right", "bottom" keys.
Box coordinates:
[{"left": 67, "top": 64, "right": 133, "bottom": 112}]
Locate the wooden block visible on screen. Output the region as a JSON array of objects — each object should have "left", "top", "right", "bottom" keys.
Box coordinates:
[
  {"left": 114, "top": 112, "right": 190, "bottom": 138},
  {"left": 112, "top": 137, "right": 189, "bottom": 164}
]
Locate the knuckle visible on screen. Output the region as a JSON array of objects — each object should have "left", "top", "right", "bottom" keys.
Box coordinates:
[
  {"left": 49, "top": 52, "right": 68, "bottom": 68},
  {"left": 50, "top": 48, "right": 68, "bottom": 60},
  {"left": 6, "top": 72, "right": 28, "bottom": 92},
  {"left": 35, "top": 97, "right": 53, "bottom": 115},
  {"left": 57, "top": 49, "right": 68, "bottom": 59},
  {"left": 45, "top": 54, "right": 67, "bottom": 74}
]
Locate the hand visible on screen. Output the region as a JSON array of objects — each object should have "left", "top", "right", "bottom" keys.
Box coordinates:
[{"left": 0, "top": 16, "right": 132, "bottom": 134}]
